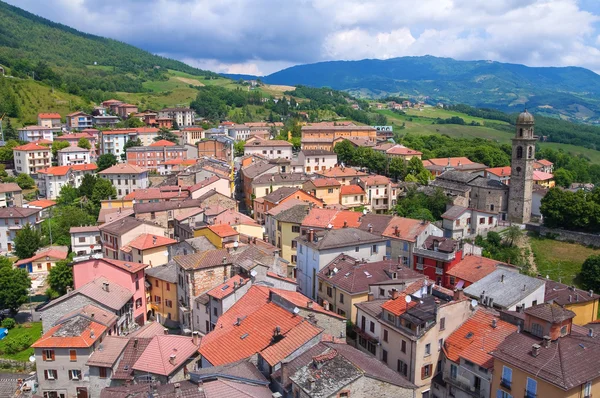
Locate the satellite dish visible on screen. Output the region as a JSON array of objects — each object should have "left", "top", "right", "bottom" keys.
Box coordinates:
[
  {"left": 327, "top": 223, "right": 333, "bottom": 229},
  {"left": 405, "top": 295, "right": 412, "bottom": 303},
  {"left": 471, "top": 299, "right": 478, "bottom": 308},
  {"left": 250, "top": 270, "right": 257, "bottom": 277},
  {"left": 233, "top": 241, "right": 239, "bottom": 248},
  {"left": 29, "top": 355, "right": 35, "bottom": 363},
  {"left": 333, "top": 267, "right": 339, "bottom": 273},
  {"left": 293, "top": 307, "right": 300, "bottom": 314}
]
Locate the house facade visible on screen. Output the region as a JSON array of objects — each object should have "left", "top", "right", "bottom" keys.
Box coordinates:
[
  {"left": 0, "top": 207, "right": 42, "bottom": 253},
  {"left": 57, "top": 146, "right": 91, "bottom": 166},
  {"left": 37, "top": 164, "right": 98, "bottom": 200},
  {"left": 14, "top": 141, "right": 51, "bottom": 176},
  {"left": 18, "top": 125, "right": 55, "bottom": 142},
  {"left": 98, "top": 163, "right": 149, "bottom": 198}
]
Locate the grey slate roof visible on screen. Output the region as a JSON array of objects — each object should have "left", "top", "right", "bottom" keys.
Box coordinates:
[
  {"left": 241, "top": 161, "right": 277, "bottom": 179},
  {"left": 468, "top": 175, "right": 509, "bottom": 189},
  {"left": 252, "top": 172, "right": 310, "bottom": 185},
  {"left": 464, "top": 269, "right": 545, "bottom": 309},
  {"left": 185, "top": 236, "right": 216, "bottom": 252},
  {"left": 98, "top": 216, "right": 145, "bottom": 235},
  {"left": 262, "top": 186, "right": 300, "bottom": 204},
  {"left": 133, "top": 199, "right": 202, "bottom": 214},
  {"left": 42, "top": 276, "right": 133, "bottom": 312},
  {"left": 441, "top": 205, "right": 469, "bottom": 220},
  {"left": 295, "top": 227, "right": 386, "bottom": 251},
  {"left": 274, "top": 204, "right": 309, "bottom": 224},
  {"left": 357, "top": 214, "right": 393, "bottom": 235},
  {"left": 145, "top": 261, "right": 178, "bottom": 284},
  {"left": 354, "top": 299, "right": 387, "bottom": 319}
]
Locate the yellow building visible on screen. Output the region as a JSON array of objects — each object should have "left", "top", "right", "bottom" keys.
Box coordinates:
[
  {"left": 233, "top": 223, "right": 263, "bottom": 240},
  {"left": 274, "top": 203, "right": 310, "bottom": 278},
  {"left": 543, "top": 278, "right": 599, "bottom": 325},
  {"left": 301, "top": 125, "right": 377, "bottom": 151},
  {"left": 302, "top": 178, "right": 342, "bottom": 206},
  {"left": 194, "top": 224, "right": 239, "bottom": 248},
  {"left": 145, "top": 262, "right": 179, "bottom": 325},
  {"left": 316, "top": 255, "right": 424, "bottom": 321},
  {"left": 123, "top": 233, "right": 177, "bottom": 267},
  {"left": 492, "top": 303, "right": 600, "bottom": 398}
]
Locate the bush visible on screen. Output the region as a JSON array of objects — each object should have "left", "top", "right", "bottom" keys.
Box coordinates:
[
  {"left": 1, "top": 317, "right": 16, "bottom": 329},
  {"left": 3, "top": 335, "right": 31, "bottom": 354}
]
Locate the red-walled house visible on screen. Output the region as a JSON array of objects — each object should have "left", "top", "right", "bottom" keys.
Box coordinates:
[{"left": 413, "top": 235, "right": 462, "bottom": 287}]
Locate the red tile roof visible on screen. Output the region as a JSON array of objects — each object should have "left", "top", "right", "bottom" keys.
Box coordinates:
[
  {"left": 127, "top": 234, "right": 177, "bottom": 251},
  {"left": 330, "top": 211, "right": 362, "bottom": 229},
  {"left": 340, "top": 185, "right": 365, "bottom": 195},
  {"left": 316, "top": 166, "right": 368, "bottom": 178},
  {"left": 123, "top": 187, "right": 189, "bottom": 201},
  {"left": 26, "top": 199, "right": 57, "bottom": 209},
  {"left": 310, "top": 178, "right": 341, "bottom": 187},
  {"left": 102, "top": 127, "right": 159, "bottom": 135},
  {"left": 207, "top": 275, "right": 250, "bottom": 300},
  {"left": 444, "top": 310, "right": 517, "bottom": 369},
  {"left": 260, "top": 321, "right": 322, "bottom": 366},
  {"left": 189, "top": 175, "right": 221, "bottom": 192},
  {"left": 381, "top": 216, "right": 430, "bottom": 242},
  {"left": 424, "top": 157, "right": 474, "bottom": 167},
  {"left": 14, "top": 248, "right": 68, "bottom": 266},
  {"left": 533, "top": 170, "right": 554, "bottom": 181},
  {"left": 38, "top": 163, "right": 97, "bottom": 176},
  {"left": 486, "top": 166, "right": 512, "bottom": 177},
  {"left": 32, "top": 317, "right": 107, "bottom": 348},
  {"left": 302, "top": 208, "right": 338, "bottom": 228},
  {"left": 536, "top": 159, "right": 553, "bottom": 166},
  {"left": 149, "top": 139, "right": 176, "bottom": 147},
  {"left": 38, "top": 113, "right": 61, "bottom": 119},
  {"left": 98, "top": 163, "right": 148, "bottom": 174},
  {"left": 208, "top": 224, "right": 239, "bottom": 238},
  {"left": 446, "top": 255, "right": 509, "bottom": 284},
  {"left": 132, "top": 335, "right": 200, "bottom": 376},
  {"left": 381, "top": 292, "right": 418, "bottom": 316},
  {"left": 13, "top": 141, "right": 51, "bottom": 151},
  {"left": 80, "top": 257, "right": 149, "bottom": 274},
  {"left": 387, "top": 145, "right": 422, "bottom": 156},
  {"left": 361, "top": 175, "right": 390, "bottom": 186},
  {"left": 214, "top": 209, "right": 257, "bottom": 226}
]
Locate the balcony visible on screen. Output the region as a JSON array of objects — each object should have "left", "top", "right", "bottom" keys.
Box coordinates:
[
  {"left": 435, "top": 267, "right": 444, "bottom": 275},
  {"left": 414, "top": 247, "right": 456, "bottom": 261},
  {"left": 500, "top": 379, "right": 511, "bottom": 390},
  {"left": 443, "top": 375, "right": 484, "bottom": 398},
  {"left": 416, "top": 263, "right": 424, "bottom": 271}
]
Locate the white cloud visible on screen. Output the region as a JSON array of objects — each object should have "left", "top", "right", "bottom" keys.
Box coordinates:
[{"left": 5, "top": 0, "right": 600, "bottom": 74}]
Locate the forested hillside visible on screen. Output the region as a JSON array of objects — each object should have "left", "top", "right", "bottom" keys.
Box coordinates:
[{"left": 0, "top": 0, "right": 218, "bottom": 103}]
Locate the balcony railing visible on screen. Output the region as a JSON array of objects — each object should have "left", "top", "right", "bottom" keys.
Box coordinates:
[
  {"left": 443, "top": 375, "right": 484, "bottom": 398},
  {"left": 500, "top": 379, "right": 511, "bottom": 390},
  {"left": 416, "top": 263, "right": 424, "bottom": 271},
  {"left": 435, "top": 267, "right": 444, "bottom": 275},
  {"left": 525, "top": 391, "right": 537, "bottom": 398},
  {"left": 414, "top": 247, "right": 456, "bottom": 261}
]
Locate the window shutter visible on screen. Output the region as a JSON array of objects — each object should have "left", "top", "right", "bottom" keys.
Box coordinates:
[
  {"left": 54, "top": 370, "right": 57, "bottom": 380},
  {"left": 51, "top": 350, "right": 55, "bottom": 361},
  {"left": 421, "top": 366, "right": 425, "bottom": 379},
  {"left": 42, "top": 350, "right": 47, "bottom": 361},
  {"left": 44, "top": 370, "right": 48, "bottom": 380}
]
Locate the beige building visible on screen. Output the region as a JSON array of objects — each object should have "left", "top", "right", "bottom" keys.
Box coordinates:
[
  {"left": 302, "top": 178, "right": 341, "bottom": 206},
  {"left": 0, "top": 183, "right": 22, "bottom": 207},
  {"left": 122, "top": 233, "right": 177, "bottom": 267},
  {"left": 99, "top": 217, "right": 166, "bottom": 261},
  {"left": 339, "top": 184, "right": 366, "bottom": 209},
  {"left": 274, "top": 203, "right": 309, "bottom": 277},
  {"left": 13, "top": 141, "right": 51, "bottom": 176}
]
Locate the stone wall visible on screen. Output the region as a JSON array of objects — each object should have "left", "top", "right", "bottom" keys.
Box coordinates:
[{"left": 529, "top": 225, "right": 600, "bottom": 248}]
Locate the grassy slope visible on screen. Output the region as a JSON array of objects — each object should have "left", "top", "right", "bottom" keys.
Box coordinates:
[
  {"left": 530, "top": 235, "right": 600, "bottom": 287},
  {"left": 379, "top": 107, "right": 600, "bottom": 163},
  {"left": 0, "top": 322, "right": 42, "bottom": 361}
]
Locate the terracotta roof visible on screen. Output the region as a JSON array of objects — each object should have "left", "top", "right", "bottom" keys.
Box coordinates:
[
  {"left": 128, "top": 234, "right": 177, "bottom": 251},
  {"left": 112, "top": 337, "right": 153, "bottom": 380},
  {"left": 387, "top": 145, "right": 422, "bottom": 156},
  {"left": 201, "top": 379, "right": 271, "bottom": 398},
  {"left": 329, "top": 210, "right": 362, "bottom": 229},
  {"left": 315, "top": 166, "right": 368, "bottom": 178},
  {"left": 302, "top": 125, "right": 374, "bottom": 131},
  {"left": 132, "top": 335, "right": 200, "bottom": 376},
  {"left": 301, "top": 208, "right": 338, "bottom": 228},
  {"left": 207, "top": 224, "right": 238, "bottom": 238},
  {"left": 0, "top": 183, "right": 21, "bottom": 193},
  {"left": 444, "top": 309, "right": 517, "bottom": 369},
  {"left": 124, "top": 187, "right": 189, "bottom": 201},
  {"left": 381, "top": 216, "right": 430, "bottom": 242},
  {"left": 260, "top": 321, "right": 322, "bottom": 366},
  {"left": 319, "top": 255, "right": 423, "bottom": 294},
  {"left": 14, "top": 248, "right": 68, "bottom": 266},
  {"left": 18, "top": 125, "right": 55, "bottom": 131},
  {"left": 424, "top": 157, "right": 474, "bottom": 167},
  {"left": 252, "top": 173, "right": 310, "bottom": 186},
  {"left": 67, "top": 111, "right": 90, "bottom": 117},
  {"left": 101, "top": 127, "right": 159, "bottom": 135},
  {"left": 360, "top": 175, "right": 390, "bottom": 185},
  {"left": 381, "top": 291, "right": 418, "bottom": 316},
  {"left": 26, "top": 199, "right": 56, "bottom": 209},
  {"left": 446, "top": 255, "right": 509, "bottom": 284},
  {"left": 340, "top": 184, "right": 365, "bottom": 195},
  {"left": 38, "top": 113, "right": 61, "bottom": 119},
  {"left": 79, "top": 257, "right": 148, "bottom": 274},
  {"left": 246, "top": 138, "right": 292, "bottom": 147},
  {"left": 38, "top": 163, "right": 97, "bottom": 176},
  {"left": 32, "top": 315, "right": 107, "bottom": 348},
  {"left": 99, "top": 216, "right": 150, "bottom": 235},
  {"left": 58, "top": 145, "right": 89, "bottom": 153},
  {"left": 309, "top": 178, "right": 341, "bottom": 187},
  {"left": 533, "top": 170, "right": 554, "bottom": 181},
  {"left": 214, "top": 209, "right": 257, "bottom": 226},
  {"left": 97, "top": 208, "right": 134, "bottom": 224},
  {"left": 543, "top": 278, "right": 600, "bottom": 305},
  {"left": 536, "top": 159, "right": 553, "bottom": 166},
  {"left": 486, "top": 166, "right": 512, "bottom": 177},
  {"left": 149, "top": 139, "right": 176, "bottom": 147},
  {"left": 99, "top": 163, "right": 148, "bottom": 175},
  {"left": 13, "top": 141, "right": 51, "bottom": 151},
  {"left": 189, "top": 176, "right": 221, "bottom": 192},
  {"left": 129, "top": 321, "right": 169, "bottom": 338},
  {"left": 69, "top": 225, "right": 100, "bottom": 234},
  {"left": 86, "top": 336, "right": 129, "bottom": 367},
  {"left": 207, "top": 275, "right": 250, "bottom": 300},
  {"left": 525, "top": 303, "right": 576, "bottom": 323}
]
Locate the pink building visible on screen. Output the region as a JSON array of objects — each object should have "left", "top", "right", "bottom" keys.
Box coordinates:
[{"left": 73, "top": 258, "right": 149, "bottom": 326}]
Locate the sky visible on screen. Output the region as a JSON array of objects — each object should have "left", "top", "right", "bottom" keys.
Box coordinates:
[{"left": 6, "top": 0, "right": 600, "bottom": 76}]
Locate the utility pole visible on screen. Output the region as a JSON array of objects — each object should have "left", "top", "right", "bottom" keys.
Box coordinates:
[{"left": 0, "top": 113, "right": 5, "bottom": 143}]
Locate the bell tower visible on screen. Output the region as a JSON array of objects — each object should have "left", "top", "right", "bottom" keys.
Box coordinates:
[{"left": 508, "top": 110, "right": 536, "bottom": 224}]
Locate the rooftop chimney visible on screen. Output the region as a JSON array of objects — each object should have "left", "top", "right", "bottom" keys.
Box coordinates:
[
  {"left": 169, "top": 353, "right": 176, "bottom": 365},
  {"left": 532, "top": 344, "right": 540, "bottom": 357},
  {"left": 589, "top": 328, "right": 594, "bottom": 338},
  {"left": 308, "top": 229, "right": 314, "bottom": 243},
  {"left": 391, "top": 289, "right": 399, "bottom": 300},
  {"left": 192, "top": 331, "right": 200, "bottom": 345},
  {"left": 491, "top": 319, "right": 497, "bottom": 328},
  {"left": 501, "top": 274, "right": 504, "bottom": 283},
  {"left": 454, "top": 288, "right": 464, "bottom": 301},
  {"left": 590, "top": 290, "right": 594, "bottom": 297},
  {"left": 343, "top": 220, "right": 347, "bottom": 228},
  {"left": 367, "top": 292, "right": 374, "bottom": 301},
  {"left": 222, "top": 256, "right": 227, "bottom": 264},
  {"left": 103, "top": 282, "right": 110, "bottom": 292},
  {"left": 307, "top": 300, "right": 313, "bottom": 309},
  {"left": 134, "top": 339, "right": 138, "bottom": 348},
  {"left": 163, "top": 328, "right": 169, "bottom": 335},
  {"left": 152, "top": 235, "right": 157, "bottom": 245},
  {"left": 394, "top": 225, "right": 399, "bottom": 237},
  {"left": 368, "top": 224, "right": 373, "bottom": 233},
  {"left": 543, "top": 335, "right": 551, "bottom": 348}
]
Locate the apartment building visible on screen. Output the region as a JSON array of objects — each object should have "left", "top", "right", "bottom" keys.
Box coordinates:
[
  {"left": 157, "top": 107, "right": 195, "bottom": 127},
  {"left": 0, "top": 183, "right": 22, "bottom": 207},
  {"left": 125, "top": 141, "right": 197, "bottom": 171},
  {"left": 14, "top": 248, "right": 68, "bottom": 274},
  {"left": 413, "top": 236, "right": 463, "bottom": 286},
  {"left": 18, "top": 125, "right": 55, "bottom": 142},
  {"left": 57, "top": 146, "right": 91, "bottom": 166},
  {"left": 179, "top": 126, "right": 204, "bottom": 144},
  {"left": 13, "top": 141, "right": 51, "bottom": 175},
  {"left": 121, "top": 233, "right": 177, "bottom": 267},
  {"left": 99, "top": 216, "right": 165, "bottom": 261},
  {"left": 54, "top": 131, "right": 99, "bottom": 160},
  {"left": 296, "top": 149, "right": 338, "bottom": 174},
  {"left": 340, "top": 184, "right": 366, "bottom": 209},
  {"left": 300, "top": 125, "right": 377, "bottom": 151},
  {"left": 37, "top": 113, "right": 62, "bottom": 128},
  {"left": 356, "top": 175, "right": 394, "bottom": 213},
  {"left": 70, "top": 226, "right": 101, "bottom": 257},
  {"left": 244, "top": 137, "right": 293, "bottom": 160},
  {"left": 315, "top": 165, "right": 369, "bottom": 186},
  {"left": 302, "top": 178, "right": 341, "bottom": 205},
  {"left": 0, "top": 207, "right": 41, "bottom": 253},
  {"left": 66, "top": 111, "right": 93, "bottom": 131},
  {"left": 116, "top": 103, "right": 138, "bottom": 118},
  {"left": 381, "top": 217, "right": 444, "bottom": 268},
  {"left": 197, "top": 138, "right": 231, "bottom": 162},
  {"left": 145, "top": 262, "right": 179, "bottom": 325},
  {"left": 98, "top": 163, "right": 149, "bottom": 198},
  {"left": 37, "top": 164, "right": 98, "bottom": 200},
  {"left": 100, "top": 127, "right": 160, "bottom": 156}
]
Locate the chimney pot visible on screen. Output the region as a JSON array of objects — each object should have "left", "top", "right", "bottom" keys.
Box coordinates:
[
  {"left": 163, "top": 328, "right": 169, "bottom": 335},
  {"left": 589, "top": 328, "right": 594, "bottom": 337},
  {"left": 169, "top": 353, "right": 176, "bottom": 365},
  {"left": 367, "top": 292, "right": 374, "bottom": 301},
  {"left": 453, "top": 288, "right": 464, "bottom": 301},
  {"left": 192, "top": 331, "right": 200, "bottom": 345},
  {"left": 543, "top": 336, "right": 551, "bottom": 348},
  {"left": 391, "top": 289, "right": 399, "bottom": 300},
  {"left": 532, "top": 344, "right": 541, "bottom": 357},
  {"left": 491, "top": 319, "right": 497, "bottom": 328}
]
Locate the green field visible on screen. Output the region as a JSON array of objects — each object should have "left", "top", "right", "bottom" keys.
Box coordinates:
[
  {"left": 530, "top": 235, "right": 600, "bottom": 287},
  {"left": 0, "top": 322, "right": 42, "bottom": 362}
]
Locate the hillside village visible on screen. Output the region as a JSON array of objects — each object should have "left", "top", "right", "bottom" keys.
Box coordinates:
[{"left": 0, "top": 99, "right": 598, "bottom": 398}]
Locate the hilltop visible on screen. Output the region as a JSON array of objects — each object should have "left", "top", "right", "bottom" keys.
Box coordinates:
[{"left": 225, "top": 56, "right": 600, "bottom": 122}]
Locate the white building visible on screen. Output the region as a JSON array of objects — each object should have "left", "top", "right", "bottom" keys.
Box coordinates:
[
  {"left": 157, "top": 108, "right": 195, "bottom": 127},
  {"left": 100, "top": 128, "right": 160, "bottom": 156},
  {"left": 244, "top": 137, "right": 293, "bottom": 160},
  {"left": 70, "top": 226, "right": 101, "bottom": 258},
  {"left": 296, "top": 150, "right": 338, "bottom": 174},
  {"left": 356, "top": 175, "right": 394, "bottom": 213},
  {"left": 37, "top": 164, "right": 98, "bottom": 199},
  {"left": 18, "top": 126, "right": 55, "bottom": 142},
  {"left": 98, "top": 163, "right": 149, "bottom": 198},
  {"left": 57, "top": 146, "right": 91, "bottom": 166},
  {"left": 13, "top": 142, "right": 52, "bottom": 176},
  {"left": 441, "top": 206, "right": 499, "bottom": 239},
  {"left": 294, "top": 228, "right": 388, "bottom": 299},
  {"left": 227, "top": 125, "right": 251, "bottom": 141},
  {"left": 0, "top": 207, "right": 42, "bottom": 254},
  {"left": 37, "top": 113, "right": 62, "bottom": 129}
]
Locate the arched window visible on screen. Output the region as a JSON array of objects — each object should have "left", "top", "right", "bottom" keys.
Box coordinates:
[
  {"left": 516, "top": 146, "right": 523, "bottom": 159},
  {"left": 519, "top": 128, "right": 523, "bottom": 137},
  {"left": 528, "top": 146, "right": 533, "bottom": 159}
]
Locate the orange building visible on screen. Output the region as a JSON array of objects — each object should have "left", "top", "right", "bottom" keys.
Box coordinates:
[{"left": 301, "top": 125, "right": 377, "bottom": 151}]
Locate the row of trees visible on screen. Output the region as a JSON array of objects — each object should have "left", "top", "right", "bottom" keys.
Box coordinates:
[{"left": 540, "top": 188, "right": 600, "bottom": 232}]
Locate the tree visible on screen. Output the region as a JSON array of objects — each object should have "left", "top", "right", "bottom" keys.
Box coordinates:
[
  {"left": 122, "top": 138, "right": 142, "bottom": 160},
  {"left": 0, "top": 257, "right": 30, "bottom": 313},
  {"left": 16, "top": 173, "right": 35, "bottom": 189},
  {"left": 78, "top": 174, "right": 97, "bottom": 199},
  {"left": 553, "top": 168, "right": 575, "bottom": 188},
  {"left": 0, "top": 140, "right": 19, "bottom": 161},
  {"left": 333, "top": 140, "right": 356, "bottom": 166},
  {"left": 3, "top": 119, "right": 18, "bottom": 141},
  {"left": 42, "top": 206, "right": 96, "bottom": 247},
  {"left": 389, "top": 157, "right": 407, "bottom": 181},
  {"left": 504, "top": 225, "right": 523, "bottom": 247},
  {"left": 48, "top": 259, "right": 73, "bottom": 296},
  {"left": 97, "top": 153, "right": 118, "bottom": 172},
  {"left": 154, "top": 128, "right": 179, "bottom": 144},
  {"left": 580, "top": 255, "right": 600, "bottom": 292},
  {"left": 77, "top": 137, "right": 91, "bottom": 150},
  {"left": 14, "top": 224, "right": 41, "bottom": 259},
  {"left": 57, "top": 184, "right": 78, "bottom": 206},
  {"left": 234, "top": 141, "right": 245, "bottom": 157},
  {"left": 92, "top": 178, "right": 117, "bottom": 204},
  {"left": 51, "top": 140, "right": 70, "bottom": 158},
  {"left": 124, "top": 117, "right": 145, "bottom": 128}
]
